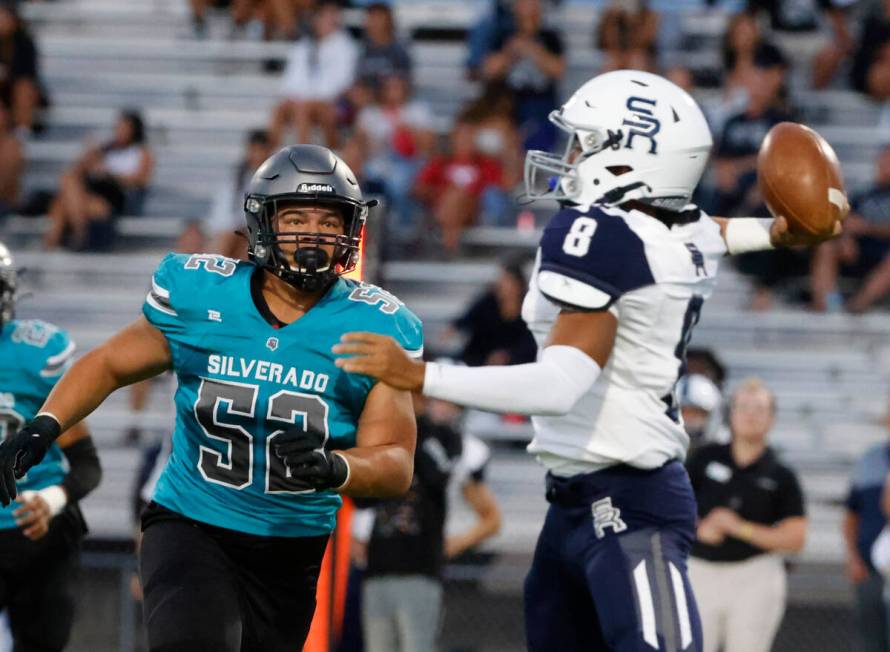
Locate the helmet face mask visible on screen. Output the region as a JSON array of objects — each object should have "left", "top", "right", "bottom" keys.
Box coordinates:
[
  {"left": 243, "top": 145, "right": 376, "bottom": 292},
  {"left": 246, "top": 195, "right": 365, "bottom": 292},
  {"left": 0, "top": 242, "right": 16, "bottom": 330}
]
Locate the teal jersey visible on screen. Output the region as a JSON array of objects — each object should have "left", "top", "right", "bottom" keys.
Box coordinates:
[
  {"left": 143, "top": 253, "right": 423, "bottom": 537},
  {"left": 0, "top": 320, "right": 75, "bottom": 530}
]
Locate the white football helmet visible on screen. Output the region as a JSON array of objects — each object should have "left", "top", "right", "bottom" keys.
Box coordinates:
[{"left": 524, "top": 70, "right": 713, "bottom": 211}]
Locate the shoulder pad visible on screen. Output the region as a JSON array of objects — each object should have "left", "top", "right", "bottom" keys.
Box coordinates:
[
  {"left": 538, "top": 207, "right": 654, "bottom": 310},
  {"left": 9, "top": 320, "right": 75, "bottom": 377},
  {"left": 343, "top": 281, "right": 424, "bottom": 358}
]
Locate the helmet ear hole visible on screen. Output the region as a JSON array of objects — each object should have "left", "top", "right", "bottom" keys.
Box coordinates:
[{"left": 606, "top": 165, "right": 633, "bottom": 176}]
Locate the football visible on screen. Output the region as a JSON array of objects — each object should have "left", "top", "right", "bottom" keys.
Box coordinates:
[{"left": 757, "top": 122, "right": 847, "bottom": 236}]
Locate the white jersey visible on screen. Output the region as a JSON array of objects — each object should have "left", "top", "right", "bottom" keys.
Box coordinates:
[{"left": 521, "top": 204, "right": 726, "bottom": 475}]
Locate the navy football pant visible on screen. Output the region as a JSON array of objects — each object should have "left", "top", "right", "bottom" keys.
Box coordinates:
[{"left": 524, "top": 461, "right": 702, "bottom": 652}]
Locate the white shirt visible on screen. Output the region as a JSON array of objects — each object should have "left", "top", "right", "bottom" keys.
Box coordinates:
[{"left": 280, "top": 30, "right": 359, "bottom": 101}]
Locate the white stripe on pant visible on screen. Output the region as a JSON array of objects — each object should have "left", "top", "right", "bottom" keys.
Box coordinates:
[{"left": 688, "top": 554, "right": 787, "bottom": 652}]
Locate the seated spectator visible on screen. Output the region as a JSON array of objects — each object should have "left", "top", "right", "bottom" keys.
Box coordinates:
[
  {"left": 44, "top": 110, "right": 154, "bottom": 251},
  {"left": 851, "top": 0, "right": 890, "bottom": 100},
  {"left": 811, "top": 145, "right": 890, "bottom": 312},
  {"left": 440, "top": 257, "right": 537, "bottom": 367},
  {"left": 595, "top": 0, "right": 659, "bottom": 73},
  {"left": 345, "top": 3, "right": 412, "bottom": 122},
  {"left": 0, "top": 103, "right": 22, "bottom": 218},
  {"left": 177, "top": 129, "right": 274, "bottom": 259},
  {"left": 356, "top": 3, "right": 411, "bottom": 94},
  {"left": 466, "top": 0, "right": 514, "bottom": 79},
  {"left": 459, "top": 82, "right": 524, "bottom": 200},
  {"left": 415, "top": 120, "right": 504, "bottom": 253},
  {"left": 709, "top": 43, "right": 791, "bottom": 217},
  {"left": 268, "top": 1, "right": 357, "bottom": 148},
  {"left": 481, "top": 0, "right": 565, "bottom": 151},
  {"left": 677, "top": 373, "right": 726, "bottom": 454},
  {"left": 811, "top": 1, "right": 856, "bottom": 89},
  {"left": 720, "top": 12, "right": 762, "bottom": 97},
  {"left": 0, "top": 2, "right": 45, "bottom": 136},
  {"left": 356, "top": 75, "right": 435, "bottom": 237}
]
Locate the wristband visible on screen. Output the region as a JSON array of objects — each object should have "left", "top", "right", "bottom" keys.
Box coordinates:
[
  {"left": 724, "top": 218, "right": 775, "bottom": 255},
  {"left": 20, "top": 485, "right": 67, "bottom": 518},
  {"left": 332, "top": 452, "right": 350, "bottom": 491}
]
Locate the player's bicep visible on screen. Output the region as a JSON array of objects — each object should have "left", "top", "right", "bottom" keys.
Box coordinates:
[
  {"left": 546, "top": 309, "right": 617, "bottom": 368},
  {"left": 355, "top": 382, "right": 416, "bottom": 457},
  {"left": 96, "top": 317, "right": 173, "bottom": 386}
]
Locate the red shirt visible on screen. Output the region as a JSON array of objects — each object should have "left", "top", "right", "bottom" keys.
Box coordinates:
[{"left": 417, "top": 155, "right": 502, "bottom": 199}]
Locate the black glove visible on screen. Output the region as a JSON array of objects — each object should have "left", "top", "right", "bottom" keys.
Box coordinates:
[
  {"left": 0, "top": 414, "right": 60, "bottom": 507},
  {"left": 274, "top": 438, "right": 349, "bottom": 492}
]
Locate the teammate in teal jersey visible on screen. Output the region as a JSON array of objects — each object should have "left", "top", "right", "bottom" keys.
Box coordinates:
[
  {"left": 0, "top": 146, "right": 421, "bottom": 652},
  {"left": 0, "top": 241, "right": 101, "bottom": 651}
]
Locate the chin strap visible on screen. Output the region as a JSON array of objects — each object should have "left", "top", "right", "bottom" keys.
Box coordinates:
[{"left": 596, "top": 181, "right": 652, "bottom": 207}]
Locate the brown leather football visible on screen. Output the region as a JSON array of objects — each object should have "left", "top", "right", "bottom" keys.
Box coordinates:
[{"left": 757, "top": 122, "right": 847, "bottom": 236}]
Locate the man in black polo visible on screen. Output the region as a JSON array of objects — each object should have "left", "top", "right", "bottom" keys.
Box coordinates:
[{"left": 686, "top": 378, "right": 808, "bottom": 652}]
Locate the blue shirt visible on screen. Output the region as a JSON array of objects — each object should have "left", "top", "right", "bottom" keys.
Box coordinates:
[
  {"left": 143, "top": 253, "right": 423, "bottom": 537},
  {"left": 846, "top": 443, "right": 890, "bottom": 571},
  {"left": 0, "top": 319, "right": 75, "bottom": 530}
]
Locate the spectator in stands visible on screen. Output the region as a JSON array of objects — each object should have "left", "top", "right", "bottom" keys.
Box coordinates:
[
  {"left": 355, "top": 393, "right": 501, "bottom": 652},
  {"left": 687, "top": 378, "right": 807, "bottom": 652},
  {"left": 720, "top": 12, "right": 763, "bottom": 97},
  {"left": 355, "top": 3, "right": 411, "bottom": 95},
  {"left": 595, "top": 0, "right": 660, "bottom": 73},
  {"left": 811, "top": 145, "right": 890, "bottom": 312},
  {"left": 415, "top": 119, "right": 504, "bottom": 253},
  {"left": 268, "top": 0, "right": 358, "bottom": 148},
  {"left": 710, "top": 42, "right": 791, "bottom": 217},
  {"left": 345, "top": 3, "right": 413, "bottom": 123},
  {"left": 844, "top": 411, "right": 890, "bottom": 652},
  {"left": 356, "top": 75, "right": 435, "bottom": 237},
  {"left": 43, "top": 110, "right": 154, "bottom": 251},
  {"left": 480, "top": 0, "right": 565, "bottom": 151},
  {"left": 466, "top": 0, "right": 514, "bottom": 79},
  {"left": 687, "top": 346, "right": 727, "bottom": 390},
  {"left": 0, "top": 2, "right": 44, "bottom": 136},
  {"left": 677, "top": 373, "right": 726, "bottom": 454},
  {"left": 459, "top": 82, "right": 524, "bottom": 203},
  {"left": 0, "top": 103, "right": 22, "bottom": 217},
  {"left": 852, "top": 0, "right": 890, "bottom": 100},
  {"left": 811, "top": 1, "right": 857, "bottom": 89},
  {"left": 200, "top": 129, "right": 273, "bottom": 259},
  {"left": 440, "top": 257, "right": 537, "bottom": 367}
]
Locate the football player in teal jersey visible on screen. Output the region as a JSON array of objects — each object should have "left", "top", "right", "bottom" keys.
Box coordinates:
[
  {"left": 0, "top": 241, "right": 101, "bottom": 651},
  {"left": 0, "top": 145, "right": 421, "bottom": 652}
]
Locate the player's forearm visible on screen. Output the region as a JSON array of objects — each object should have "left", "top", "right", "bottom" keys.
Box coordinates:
[
  {"left": 423, "top": 346, "right": 600, "bottom": 415},
  {"left": 843, "top": 511, "right": 863, "bottom": 560},
  {"left": 338, "top": 444, "right": 413, "bottom": 497},
  {"left": 736, "top": 517, "right": 807, "bottom": 553}
]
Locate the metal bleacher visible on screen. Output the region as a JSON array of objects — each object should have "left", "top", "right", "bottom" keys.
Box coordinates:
[{"left": 2, "top": 0, "right": 890, "bottom": 605}]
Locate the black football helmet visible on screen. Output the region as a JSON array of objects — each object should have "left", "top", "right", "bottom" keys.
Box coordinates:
[
  {"left": 243, "top": 145, "right": 377, "bottom": 292},
  {"left": 0, "top": 241, "right": 16, "bottom": 330}
]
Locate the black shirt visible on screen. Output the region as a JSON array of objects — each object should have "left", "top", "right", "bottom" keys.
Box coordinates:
[
  {"left": 687, "top": 443, "right": 806, "bottom": 562},
  {"left": 716, "top": 106, "right": 790, "bottom": 159},
  {"left": 0, "top": 30, "right": 38, "bottom": 106},
  {"left": 365, "top": 415, "right": 463, "bottom": 579},
  {"left": 356, "top": 40, "right": 412, "bottom": 85},
  {"left": 454, "top": 290, "right": 537, "bottom": 367},
  {"left": 489, "top": 28, "right": 564, "bottom": 105}
]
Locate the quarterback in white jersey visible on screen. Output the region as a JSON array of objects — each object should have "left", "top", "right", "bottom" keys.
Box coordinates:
[{"left": 335, "top": 70, "right": 842, "bottom": 652}]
